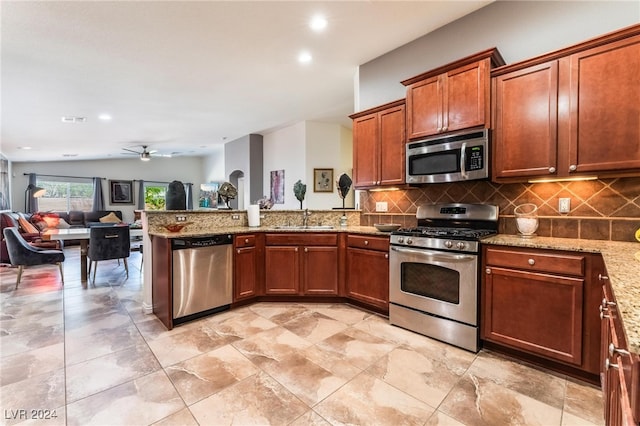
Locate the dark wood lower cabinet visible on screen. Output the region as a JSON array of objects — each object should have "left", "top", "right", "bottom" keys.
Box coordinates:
[
  {"left": 601, "top": 275, "right": 639, "bottom": 426},
  {"left": 264, "top": 233, "right": 339, "bottom": 297},
  {"left": 481, "top": 245, "right": 601, "bottom": 383},
  {"left": 345, "top": 235, "right": 389, "bottom": 313},
  {"left": 233, "top": 234, "right": 261, "bottom": 301}
]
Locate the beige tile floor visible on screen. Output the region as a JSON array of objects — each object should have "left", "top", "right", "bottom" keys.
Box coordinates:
[{"left": 1, "top": 246, "right": 604, "bottom": 426}]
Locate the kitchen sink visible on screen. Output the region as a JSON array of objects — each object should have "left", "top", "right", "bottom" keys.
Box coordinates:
[{"left": 274, "top": 225, "right": 335, "bottom": 230}]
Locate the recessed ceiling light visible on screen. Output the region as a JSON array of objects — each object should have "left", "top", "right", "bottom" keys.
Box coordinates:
[
  {"left": 62, "top": 154, "right": 78, "bottom": 157},
  {"left": 310, "top": 15, "right": 327, "bottom": 32},
  {"left": 98, "top": 114, "right": 112, "bottom": 121},
  {"left": 18, "top": 146, "right": 32, "bottom": 150},
  {"left": 298, "top": 51, "right": 312, "bottom": 64}
]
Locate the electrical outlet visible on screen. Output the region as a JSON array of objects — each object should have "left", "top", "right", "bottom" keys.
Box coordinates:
[
  {"left": 559, "top": 198, "right": 571, "bottom": 213},
  {"left": 231, "top": 214, "right": 240, "bottom": 220},
  {"left": 375, "top": 202, "right": 388, "bottom": 212},
  {"left": 175, "top": 215, "right": 187, "bottom": 222}
]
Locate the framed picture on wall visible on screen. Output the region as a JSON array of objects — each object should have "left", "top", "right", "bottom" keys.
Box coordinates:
[
  {"left": 314, "top": 168, "right": 333, "bottom": 192},
  {"left": 110, "top": 180, "right": 134, "bottom": 204}
]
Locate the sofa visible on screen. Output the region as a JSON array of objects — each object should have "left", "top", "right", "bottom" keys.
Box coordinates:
[{"left": 0, "top": 210, "right": 123, "bottom": 263}]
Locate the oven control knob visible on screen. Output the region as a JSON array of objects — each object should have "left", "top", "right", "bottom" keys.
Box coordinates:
[
  {"left": 406, "top": 238, "right": 413, "bottom": 245},
  {"left": 444, "top": 240, "right": 453, "bottom": 248},
  {"left": 397, "top": 237, "right": 405, "bottom": 244},
  {"left": 456, "top": 242, "right": 466, "bottom": 250}
]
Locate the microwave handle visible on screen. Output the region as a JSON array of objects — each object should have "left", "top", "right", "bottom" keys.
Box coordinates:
[{"left": 460, "top": 142, "right": 467, "bottom": 179}]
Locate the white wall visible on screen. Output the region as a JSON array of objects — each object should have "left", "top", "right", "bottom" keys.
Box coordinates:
[
  {"left": 263, "top": 122, "right": 306, "bottom": 209},
  {"left": 202, "top": 146, "right": 226, "bottom": 183},
  {"left": 305, "top": 122, "right": 354, "bottom": 210},
  {"left": 358, "top": 1, "right": 640, "bottom": 110},
  {"left": 10, "top": 156, "right": 204, "bottom": 222}
]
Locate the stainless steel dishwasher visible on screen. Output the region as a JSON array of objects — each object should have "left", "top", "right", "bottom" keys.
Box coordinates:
[{"left": 172, "top": 234, "right": 233, "bottom": 324}]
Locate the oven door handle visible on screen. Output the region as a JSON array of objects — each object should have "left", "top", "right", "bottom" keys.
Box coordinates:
[{"left": 391, "top": 246, "right": 476, "bottom": 262}]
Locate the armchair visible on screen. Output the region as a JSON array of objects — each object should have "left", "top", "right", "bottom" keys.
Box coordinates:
[
  {"left": 88, "top": 226, "right": 131, "bottom": 283},
  {"left": 3, "top": 227, "right": 65, "bottom": 289},
  {"left": 1, "top": 212, "right": 60, "bottom": 263}
]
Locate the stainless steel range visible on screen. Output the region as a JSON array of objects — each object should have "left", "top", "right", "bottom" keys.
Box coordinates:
[{"left": 389, "top": 203, "right": 498, "bottom": 352}]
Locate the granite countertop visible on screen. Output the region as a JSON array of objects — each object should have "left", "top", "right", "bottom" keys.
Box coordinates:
[
  {"left": 148, "top": 225, "right": 389, "bottom": 239},
  {"left": 483, "top": 234, "right": 640, "bottom": 353}
]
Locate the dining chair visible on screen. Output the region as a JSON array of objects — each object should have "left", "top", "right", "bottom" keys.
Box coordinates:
[
  {"left": 87, "top": 225, "right": 131, "bottom": 283},
  {"left": 2, "top": 227, "right": 65, "bottom": 289}
]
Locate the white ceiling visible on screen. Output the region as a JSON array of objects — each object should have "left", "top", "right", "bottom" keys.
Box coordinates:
[{"left": 1, "top": 1, "right": 491, "bottom": 163}]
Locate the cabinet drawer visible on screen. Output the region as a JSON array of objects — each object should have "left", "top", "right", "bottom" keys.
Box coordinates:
[
  {"left": 485, "top": 247, "right": 585, "bottom": 276},
  {"left": 347, "top": 234, "right": 389, "bottom": 252},
  {"left": 235, "top": 234, "right": 256, "bottom": 248},
  {"left": 265, "top": 233, "right": 337, "bottom": 246}
]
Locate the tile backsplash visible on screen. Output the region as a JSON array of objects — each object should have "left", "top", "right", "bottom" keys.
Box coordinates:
[{"left": 360, "top": 177, "right": 640, "bottom": 242}]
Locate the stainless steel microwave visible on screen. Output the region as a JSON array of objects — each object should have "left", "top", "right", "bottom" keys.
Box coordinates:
[{"left": 406, "top": 129, "right": 489, "bottom": 184}]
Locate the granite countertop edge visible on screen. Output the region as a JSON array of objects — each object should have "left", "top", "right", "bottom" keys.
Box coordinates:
[
  {"left": 483, "top": 234, "right": 640, "bottom": 354},
  {"left": 148, "top": 225, "right": 389, "bottom": 239}
]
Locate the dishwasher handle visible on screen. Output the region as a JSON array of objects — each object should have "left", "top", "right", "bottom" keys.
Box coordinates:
[{"left": 172, "top": 234, "right": 232, "bottom": 250}]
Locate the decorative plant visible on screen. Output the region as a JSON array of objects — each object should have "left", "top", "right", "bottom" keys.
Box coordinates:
[{"left": 293, "top": 180, "right": 306, "bottom": 209}]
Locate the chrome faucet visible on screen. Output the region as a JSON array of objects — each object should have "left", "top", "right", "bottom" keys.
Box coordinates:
[{"left": 302, "top": 209, "right": 311, "bottom": 227}]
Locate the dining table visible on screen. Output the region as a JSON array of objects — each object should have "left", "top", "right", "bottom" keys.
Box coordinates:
[{"left": 43, "top": 227, "right": 144, "bottom": 284}]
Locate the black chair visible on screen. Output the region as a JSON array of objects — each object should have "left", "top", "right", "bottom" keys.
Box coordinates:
[
  {"left": 2, "top": 227, "right": 65, "bottom": 289},
  {"left": 87, "top": 226, "right": 131, "bottom": 283}
]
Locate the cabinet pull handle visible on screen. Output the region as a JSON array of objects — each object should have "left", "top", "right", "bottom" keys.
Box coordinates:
[
  {"left": 600, "top": 311, "right": 610, "bottom": 320},
  {"left": 605, "top": 358, "right": 619, "bottom": 370},
  {"left": 569, "top": 164, "right": 577, "bottom": 172},
  {"left": 602, "top": 298, "right": 616, "bottom": 308},
  {"left": 548, "top": 167, "right": 556, "bottom": 173},
  {"left": 609, "top": 343, "right": 630, "bottom": 357},
  {"left": 598, "top": 274, "right": 609, "bottom": 281},
  {"left": 528, "top": 258, "right": 535, "bottom": 266}
]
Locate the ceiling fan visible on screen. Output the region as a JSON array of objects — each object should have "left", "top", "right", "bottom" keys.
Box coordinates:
[{"left": 122, "top": 145, "right": 171, "bottom": 161}]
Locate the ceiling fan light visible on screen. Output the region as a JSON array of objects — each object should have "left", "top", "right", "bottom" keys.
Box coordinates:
[{"left": 140, "top": 152, "right": 151, "bottom": 161}]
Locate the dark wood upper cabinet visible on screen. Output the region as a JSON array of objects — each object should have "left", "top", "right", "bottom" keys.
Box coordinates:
[
  {"left": 350, "top": 100, "right": 405, "bottom": 189},
  {"left": 492, "top": 24, "right": 640, "bottom": 182},
  {"left": 402, "top": 48, "right": 505, "bottom": 140}
]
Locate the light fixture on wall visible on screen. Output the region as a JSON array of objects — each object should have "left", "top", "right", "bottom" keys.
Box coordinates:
[{"left": 24, "top": 184, "right": 46, "bottom": 212}]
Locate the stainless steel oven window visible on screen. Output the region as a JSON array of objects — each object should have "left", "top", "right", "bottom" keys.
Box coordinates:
[{"left": 400, "top": 262, "right": 460, "bottom": 304}]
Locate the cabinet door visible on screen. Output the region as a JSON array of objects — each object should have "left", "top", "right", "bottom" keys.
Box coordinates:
[
  {"left": 378, "top": 104, "right": 406, "bottom": 186},
  {"left": 445, "top": 60, "right": 488, "bottom": 132},
  {"left": 345, "top": 247, "right": 389, "bottom": 312},
  {"left": 493, "top": 61, "right": 559, "bottom": 180},
  {"left": 265, "top": 246, "right": 299, "bottom": 295},
  {"left": 567, "top": 34, "right": 640, "bottom": 174},
  {"left": 302, "top": 246, "right": 338, "bottom": 295},
  {"left": 482, "top": 266, "right": 584, "bottom": 365},
  {"left": 406, "top": 75, "right": 442, "bottom": 139},
  {"left": 353, "top": 113, "right": 379, "bottom": 188},
  {"left": 234, "top": 246, "right": 257, "bottom": 301}
]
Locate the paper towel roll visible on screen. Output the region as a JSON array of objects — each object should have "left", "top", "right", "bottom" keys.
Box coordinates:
[{"left": 248, "top": 204, "right": 260, "bottom": 227}]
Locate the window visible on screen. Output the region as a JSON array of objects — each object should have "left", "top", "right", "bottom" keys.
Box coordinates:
[
  {"left": 144, "top": 183, "right": 167, "bottom": 210},
  {"left": 37, "top": 177, "right": 94, "bottom": 211}
]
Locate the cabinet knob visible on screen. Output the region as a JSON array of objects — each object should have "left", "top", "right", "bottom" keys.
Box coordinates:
[
  {"left": 304, "top": 247, "right": 308, "bottom": 252},
  {"left": 600, "top": 311, "right": 610, "bottom": 320},
  {"left": 385, "top": 254, "right": 388, "bottom": 259},
  {"left": 609, "top": 342, "right": 630, "bottom": 357},
  {"left": 295, "top": 247, "right": 298, "bottom": 252},
  {"left": 548, "top": 167, "right": 556, "bottom": 173},
  {"left": 245, "top": 238, "right": 249, "bottom": 244},
  {"left": 237, "top": 249, "right": 240, "bottom": 254},
  {"left": 437, "top": 127, "right": 442, "bottom": 133},
  {"left": 569, "top": 164, "right": 577, "bottom": 172},
  {"left": 528, "top": 258, "right": 535, "bottom": 266},
  {"left": 598, "top": 274, "right": 609, "bottom": 281},
  {"left": 442, "top": 126, "right": 448, "bottom": 132},
  {"left": 601, "top": 298, "right": 616, "bottom": 308},
  {"left": 364, "top": 240, "right": 369, "bottom": 245},
  {"left": 485, "top": 268, "right": 492, "bottom": 275}
]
